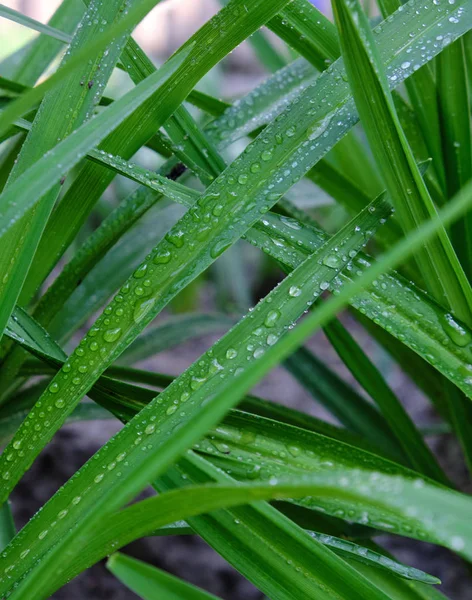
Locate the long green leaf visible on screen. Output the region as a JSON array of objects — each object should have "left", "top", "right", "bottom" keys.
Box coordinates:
[
  {"left": 0, "top": 0, "right": 153, "bottom": 340},
  {"left": 322, "top": 318, "right": 447, "bottom": 482},
  {"left": 108, "top": 553, "right": 221, "bottom": 600},
  {"left": 332, "top": 0, "right": 472, "bottom": 328},
  {"left": 437, "top": 38, "right": 472, "bottom": 276},
  {"left": 0, "top": 5, "right": 72, "bottom": 43},
  {"left": 83, "top": 157, "right": 472, "bottom": 407},
  {"left": 0, "top": 197, "right": 389, "bottom": 597},
  {"left": 284, "top": 346, "right": 403, "bottom": 460},
  {"left": 36, "top": 456, "right": 466, "bottom": 598}
]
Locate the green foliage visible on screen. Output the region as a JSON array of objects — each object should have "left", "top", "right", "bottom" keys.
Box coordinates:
[{"left": 0, "top": 0, "right": 471, "bottom": 598}]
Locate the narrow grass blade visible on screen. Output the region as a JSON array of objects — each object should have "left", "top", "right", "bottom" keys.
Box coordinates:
[
  {"left": 285, "top": 347, "right": 403, "bottom": 460},
  {"left": 378, "top": 0, "right": 446, "bottom": 196},
  {"left": 9, "top": 0, "right": 84, "bottom": 87},
  {"left": 6, "top": 307, "right": 67, "bottom": 364},
  {"left": 268, "top": 0, "right": 340, "bottom": 70},
  {"left": 205, "top": 58, "right": 316, "bottom": 148},
  {"left": 31, "top": 456, "right": 468, "bottom": 599},
  {"left": 22, "top": 0, "right": 294, "bottom": 304},
  {"left": 247, "top": 30, "right": 288, "bottom": 73},
  {"left": 120, "top": 37, "right": 225, "bottom": 185},
  {"left": 0, "top": 0, "right": 155, "bottom": 340},
  {"left": 437, "top": 38, "right": 472, "bottom": 276},
  {"left": 0, "top": 5, "right": 72, "bottom": 43},
  {"left": 305, "top": 533, "right": 440, "bottom": 584},
  {"left": 0, "top": 198, "right": 390, "bottom": 596},
  {"left": 0, "top": 502, "right": 14, "bottom": 552},
  {"left": 107, "top": 553, "right": 221, "bottom": 600},
  {"left": 323, "top": 318, "right": 448, "bottom": 483},
  {"left": 332, "top": 0, "right": 472, "bottom": 328}
]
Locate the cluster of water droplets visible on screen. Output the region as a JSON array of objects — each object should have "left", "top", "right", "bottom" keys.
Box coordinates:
[
  {"left": 206, "top": 58, "right": 317, "bottom": 148},
  {"left": 329, "top": 247, "right": 472, "bottom": 395},
  {"left": 375, "top": 0, "right": 469, "bottom": 87}
]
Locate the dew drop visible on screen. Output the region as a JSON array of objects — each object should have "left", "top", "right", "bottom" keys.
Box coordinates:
[
  {"left": 264, "top": 310, "right": 281, "bottom": 328},
  {"left": 166, "top": 230, "right": 185, "bottom": 248},
  {"left": 153, "top": 250, "right": 172, "bottom": 264},
  {"left": 323, "top": 254, "right": 341, "bottom": 269},
  {"left": 133, "top": 263, "right": 148, "bottom": 279},
  {"left": 103, "top": 327, "right": 122, "bottom": 343},
  {"left": 210, "top": 240, "right": 231, "bottom": 259},
  {"left": 133, "top": 298, "right": 155, "bottom": 324}
]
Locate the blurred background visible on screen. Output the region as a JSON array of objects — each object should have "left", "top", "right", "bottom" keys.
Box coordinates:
[{"left": 1, "top": 1, "right": 471, "bottom": 598}]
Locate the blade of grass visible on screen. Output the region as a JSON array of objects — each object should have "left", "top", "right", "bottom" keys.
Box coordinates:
[
  {"left": 323, "top": 317, "right": 448, "bottom": 483},
  {"left": 268, "top": 0, "right": 339, "bottom": 71},
  {"left": 107, "top": 553, "right": 222, "bottom": 600},
  {"left": 9, "top": 0, "right": 84, "bottom": 87},
  {"left": 437, "top": 37, "right": 472, "bottom": 276},
  {"left": 284, "top": 346, "right": 403, "bottom": 460},
  {"left": 378, "top": 0, "right": 446, "bottom": 196},
  {"left": 0, "top": 502, "right": 14, "bottom": 552},
  {"left": 19, "top": 0, "right": 294, "bottom": 306},
  {"left": 332, "top": 0, "right": 472, "bottom": 328},
  {"left": 0, "top": 197, "right": 391, "bottom": 595},
  {"left": 35, "top": 454, "right": 466, "bottom": 599},
  {"left": 304, "top": 533, "right": 440, "bottom": 584},
  {"left": 0, "top": 0, "right": 153, "bottom": 341},
  {"left": 269, "top": 0, "right": 383, "bottom": 197},
  {"left": 0, "top": 5, "right": 72, "bottom": 43}
]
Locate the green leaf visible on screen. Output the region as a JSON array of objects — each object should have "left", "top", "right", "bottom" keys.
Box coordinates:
[
  {"left": 0, "top": 196, "right": 389, "bottom": 597},
  {"left": 0, "top": 0, "right": 156, "bottom": 341},
  {"left": 0, "top": 502, "right": 14, "bottom": 552},
  {"left": 305, "top": 533, "right": 440, "bottom": 585},
  {"left": 285, "top": 346, "right": 403, "bottom": 460},
  {"left": 8, "top": 0, "right": 84, "bottom": 87},
  {"left": 0, "top": 5, "right": 72, "bottom": 44},
  {"left": 322, "top": 317, "right": 448, "bottom": 482},
  {"left": 19, "top": 0, "right": 294, "bottom": 308},
  {"left": 30, "top": 455, "right": 464, "bottom": 598},
  {"left": 378, "top": 0, "right": 446, "bottom": 197},
  {"left": 437, "top": 38, "right": 472, "bottom": 276},
  {"left": 118, "top": 314, "right": 234, "bottom": 365},
  {"left": 268, "top": 0, "right": 340, "bottom": 71},
  {"left": 332, "top": 0, "right": 472, "bottom": 328},
  {"left": 6, "top": 307, "right": 66, "bottom": 363},
  {"left": 107, "top": 553, "right": 221, "bottom": 600}
]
